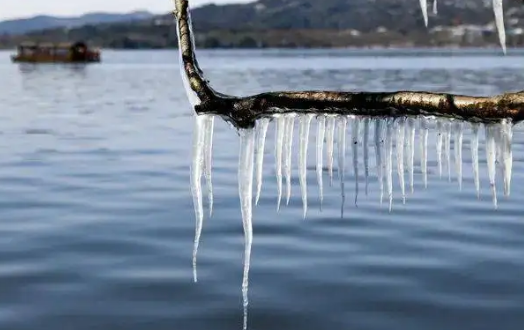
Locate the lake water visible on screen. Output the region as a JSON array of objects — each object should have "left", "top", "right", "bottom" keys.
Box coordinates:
[{"left": 0, "top": 48, "right": 523, "bottom": 330}]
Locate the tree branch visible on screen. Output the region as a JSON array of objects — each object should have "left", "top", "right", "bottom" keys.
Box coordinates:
[{"left": 173, "top": 0, "right": 524, "bottom": 129}]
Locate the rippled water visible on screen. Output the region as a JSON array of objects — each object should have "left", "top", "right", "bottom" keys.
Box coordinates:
[{"left": 1, "top": 49, "right": 524, "bottom": 330}]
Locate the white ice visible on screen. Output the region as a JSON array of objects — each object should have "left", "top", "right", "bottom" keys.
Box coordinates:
[
  {"left": 493, "top": 0, "right": 506, "bottom": 54},
  {"left": 326, "top": 116, "right": 336, "bottom": 186},
  {"left": 374, "top": 119, "right": 385, "bottom": 204},
  {"left": 337, "top": 116, "right": 347, "bottom": 217},
  {"left": 386, "top": 119, "right": 394, "bottom": 211},
  {"left": 255, "top": 118, "right": 270, "bottom": 205},
  {"left": 284, "top": 115, "right": 295, "bottom": 205},
  {"left": 407, "top": 118, "right": 415, "bottom": 193},
  {"left": 485, "top": 125, "right": 498, "bottom": 208},
  {"left": 351, "top": 117, "right": 360, "bottom": 205},
  {"left": 316, "top": 116, "right": 326, "bottom": 209},
  {"left": 274, "top": 115, "right": 285, "bottom": 210},
  {"left": 433, "top": 0, "right": 437, "bottom": 14},
  {"left": 453, "top": 122, "right": 463, "bottom": 190},
  {"left": 471, "top": 123, "right": 480, "bottom": 198},
  {"left": 299, "top": 115, "right": 313, "bottom": 218},
  {"left": 419, "top": 117, "right": 429, "bottom": 188},
  {"left": 396, "top": 119, "right": 406, "bottom": 204},
  {"left": 419, "top": 0, "right": 428, "bottom": 27},
  {"left": 436, "top": 120, "right": 443, "bottom": 177},
  {"left": 203, "top": 116, "right": 215, "bottom": 217},
  {"left": 191, "top": 115, "right": 206, "bottom": 283},
  {"left": 363, "top": 118, "right": 370, "bottom": 195},
  {"left": 238, "top": 128, "right": 255, "bottom": 330}
]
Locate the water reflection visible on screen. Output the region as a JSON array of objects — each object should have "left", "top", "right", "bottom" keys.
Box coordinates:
[{"left": 190, "top": 113, "right": 515, "bottom": 329}]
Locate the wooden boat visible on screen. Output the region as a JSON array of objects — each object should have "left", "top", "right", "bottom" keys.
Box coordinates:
[{"left": 11, "top": 41, "right": 101, "bottom": 63}]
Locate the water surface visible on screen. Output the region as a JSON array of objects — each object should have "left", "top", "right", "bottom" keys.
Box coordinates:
[{"left": 0, "top": 49, "right": 523, "bottom": 330}]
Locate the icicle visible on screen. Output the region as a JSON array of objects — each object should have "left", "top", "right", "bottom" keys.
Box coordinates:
[
  {"left": 453, "top": 122, "right": 463, "bottom": 190},
  {"left": 284, "top": 115, "right": 295, "bottom": 205},
  {"left": 203, "top": 116, "right": 215, "bottom": 217},
  {"left": 337, "top": 116, "right": 347, "bottom": 217},
  {"left": 275, "top": 116, "right": 285, "bottom": 210},
  {"left": 406, "top": 118, "right": 415, "bottom": 193},
  {"left": 191, "top": 115, "right": 206, "bottom": 283},
  {"left": 396, "top": 119, "right": 406, "bottom": 204},
  {"left": 433, "top": 0, "right": 437, "bottom": 15},
  {"left": 363, "top": 118, "right": 370, "bottom": 196},
  {"left": 471, "top": 124, "right": 480, "bottom": 199},
  {"left": 316, "top": 116, "right": 326, "bottom": 209},
  {"left": 444, "top": 121, "right": 452, "bottom": 181},
  {"left": 351, "top": 117, "right": 360, "bottom": 206},
  {"left": 501, "top": 119, "right": 513, "bottom": 197},
  {"left": 485, "top": 125, "right": 498, "bottom": 208},
  {"left": 419, "top": 0, "right": 428, "bottom": 27},
  {"left": 493, "top": 0, "right": 506, "bottom": 54},
  {"left": 255, "top": 118, "right": 269, "bottom": 205},
  {"left": 374, "top": 119, "right": 384, "bottom": 204},
  {"left": 238, "top": 128, "right": 255, "bottom": 330},
  {"left": 436, "top": 120, "right": 443, "bottom": 177},
  {"left": 298, "top": 115, "right": 313, "bottom": 218},
  {"left": 326, "top": 117, "right": 336, "bottom": 186},
  {"left": 419, "top": 117, "right": 429, "bottom": 188},
  {"left": 385, "top": 119, "right": 394, "bottom": 211}
]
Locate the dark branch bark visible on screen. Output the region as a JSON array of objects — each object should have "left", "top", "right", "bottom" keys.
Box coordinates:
[{"left": 173, "top": 0, "right": 524, "bottom": 129}]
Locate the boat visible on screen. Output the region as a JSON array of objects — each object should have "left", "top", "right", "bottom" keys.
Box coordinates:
[{"left": 11, "top": 41, "right": 101, "bottom": 63}]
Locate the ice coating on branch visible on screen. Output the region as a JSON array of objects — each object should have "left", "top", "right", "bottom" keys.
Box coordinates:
[
  {"left": 275, "top": 115, "right": 285, "bottom": 210},
  {"left": 419, "top": 0, "right": 428, "bottom": 27},
  {"left": 351, "top": 117, "right": 360, "bottom": 205},
  {"left": 396, "top": 119, "right": 406, "bottom": 204},
  {"left": 316, "top": 116, "right": 326, "bottom": 209},
  {"left": 374, "top": 119, "right": 384, "bottom": 204},
  {"left": 298, "top": 115, "right": 313, "bottom": 218},
  {"left": 191, "top": 115, "right": 206, "bottom": 283},
  {"left": 337, "top": 116, "right": 347, "bottom": 217},
  {"left": 255, "top": 118, "right": 270, "bottom": 205},
  {"left": 326, "top": 117, "right": 336, "bottom": 186},
  {"left": 493, "top": 0, "right": 506, "bottom": 54},
  {"left": 363, "top": 118, "right": 370, "bottom": 195},
  {"left": 284, "top": 115, "right": 295, "bottom": 205},
  {"left": 203, "top": 116, "right": 215, "bottom": 216},
  {"left": 238, "top": 128, "right": 255, "bottom": 330}
]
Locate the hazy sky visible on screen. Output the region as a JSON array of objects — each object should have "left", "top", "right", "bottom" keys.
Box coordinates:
[{"left": 0, "top": 0, "right": 251, "bottom": 20}]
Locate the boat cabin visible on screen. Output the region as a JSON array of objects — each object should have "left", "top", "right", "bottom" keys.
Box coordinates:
[{"left": 11, "top": 41, "right": 101, "bottom": 63}]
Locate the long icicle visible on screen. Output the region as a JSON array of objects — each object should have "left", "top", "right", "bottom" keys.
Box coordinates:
[
  {"left": 420, "top": 117, "right": 429, "bottom": 188},
  {"left": 419, "top": 0, "right": 428, "bottom": 27},
  {"left": 351, "top": 117, "right": 360, "bottom": 206},
  {"left": 502, "top": 119, "right": 513, "bottom": 197},
  {"left": 275, "top": 116, "right": 285, "bottom": 210},
  {"left": 203, "top": 116, "right": 215, "bottom": 217},
  {"left": 407, "top": 117, "right": 415, "bottom": 193},
  {"left": 238, "top": 128, "right": 255, "bottom": 330},
  {"left": 255, "top": 118, "right": 270, "bottom": 205},
  {"left": 493, "top": 0, "right": 506, "bottom": 54},
  {"left": 326, "top": 117, "right": 336, "bottom": 186},
  {"left": 363, "top": 118, "right": 370, "bottom": 196},
  {"left": 299, "top": 115, "right": 313, "bottom": 218},
  {"left": 316, "top": 116, "right": 326, "bottom": 209},
  {"left": 337, "top": 116, "right": 347, "bottom": 218},
  {"left": 386, "top": 119, "right": 394, "bottom": 211},
  {"left": 396, "top": 118, "right": 406, "bottom": 204},
  {"left": 471, "top": 123, "right": 480, "bottom": 198},
  {"left": 485, "top": 125, "right": 498, "bottom": 208},
  {"left": 191, "top": 115, "right": 206, "bottom": 283},
  {"left": 284, "top": 115, "right": 295, "bottom": 205},
  {"left": 374, "top": 119, "right": 384, "bottom": 204}
]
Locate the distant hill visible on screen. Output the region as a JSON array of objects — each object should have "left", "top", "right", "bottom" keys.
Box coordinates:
[
  {"left": 2, "top": 0, "right": 524, "bottom": 49},
  {"left": 0, "top": 11, "right": 154, "bottom": 35}
]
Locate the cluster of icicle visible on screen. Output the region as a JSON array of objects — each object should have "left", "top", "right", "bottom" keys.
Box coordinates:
[
  {"left": 419, "top": 0, "right": 506, "bottom": 53},
  {"left": 189, "top": 114, "right": 513, "bottom": 330}
]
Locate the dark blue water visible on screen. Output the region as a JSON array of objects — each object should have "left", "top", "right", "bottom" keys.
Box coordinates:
[{"left": 0, "top": 48, "right": 524, "bottom": 330}]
